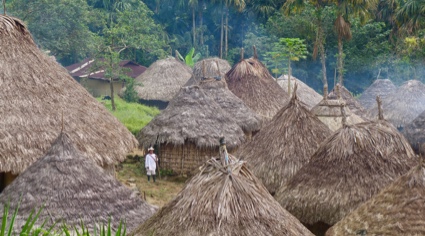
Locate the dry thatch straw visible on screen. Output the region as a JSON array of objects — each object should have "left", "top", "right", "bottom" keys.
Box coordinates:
[
  {"left": 198, "top": 78, "right": 262, "bottom": 134},
  {"left": 358, "top": 79, "right": 397, "bottom": 109},
  {"left": 276, "top": 74, "right": 322, "bottom": 109},
  {"left": 328, "top": 84, "right": 367, "bottom": 118},
  {"left": 185, "top": 57, "right": 231, "bottom": 86},
  {"left": 402, "top": 109, "right": 425, "bottom": 154},
  {"left": 225, "top": 55, "right": 289, "bottom": 120},
  {"left": 311, "top": 98, "right": 364, "bottom": 131},
  {"left": 275, "top": 117, "right": 416, "bottom": 227},
  {"left": 0, "top": 15, "right": 137, "bottom": 174},
  {"left": 236, "top": 84, "right": 332, "bottom": 195},
  {"left": 131, "top": 57, "right": 192, "bottom": 104},
  {"left": 366, "top": 80, "right": 425, "bottom": 128},
  {"left": 0, "top": 132, "right": 157, "bottom": 233},
  {"left": 137, "top": 86, "right": 245, "bottom": 174},
  {"left": 326, "top": 160, "right": 425, "bottom": 236},
  {"left": 129, "top": 153, "right": 314, "bottom": 236}
]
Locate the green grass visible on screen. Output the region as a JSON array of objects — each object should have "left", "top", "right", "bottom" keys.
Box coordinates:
[{"left": 97, "top": 97, "right": 160, "bottom": 135}]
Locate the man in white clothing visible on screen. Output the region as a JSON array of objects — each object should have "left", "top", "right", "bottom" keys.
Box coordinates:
[{"left": 145, "top": 147, "right": 158, "bottom": 182}]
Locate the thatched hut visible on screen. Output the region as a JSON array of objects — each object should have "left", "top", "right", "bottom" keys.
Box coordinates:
[
  {"left": 0, "top": 132, "right": 157, "bottom": 233},
  {"left": 237, "top": 85, "right": 332, "bottom": 195},
  {"left": 0, "top": 15, "right": 137, "bottom": 186},
  {"left": 225, "top": 48, "right": 289, "bottom": 120},
  {"left": 402, "top": 109, "right": 425, "bottom": 154},
  {"left": 185, "top": 57, "right": 231, "bottom": 86},
  {"left": 137, "top": 86, "right": 245, "bottom": 174},
  {"left": 366, "top": 80, "right": 425, "bottom": 129},
  {"left": 311, "top": 89, "right": 364, "bottom": 131},
  {"left": 276, "top": 74, "right": 322, "bottom": 109},
  {"left": 129, "top": 151, "right": 314, "bottom": 236},
  {"left": 131, "top": 57, "right": 192, "bottom": 109},
  {"left": 275, "top": 105, "right": 416, "bottom": 235},
  {"left": 326, "top": 160, "right": 425, "bottom": 236},
  {"left": 328, "top": 84, "right": 367, "bottom": 118},
  {"left": 358, "top": 79, "right": 397, "bottom": 109}
]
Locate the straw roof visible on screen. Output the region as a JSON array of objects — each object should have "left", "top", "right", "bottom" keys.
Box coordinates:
[
  {"left": 358, "top": 79, "right": 397, "bottom": 109},
  {"left": 0, "top": 15, "right": 137, "bottom": 174},
  {"left": 402, "top": 109, "right": 425, "bottom": 154},
  {"left": 276, "top": 74, "right": 322, "bottom": 109},
  {"left": 185, "top": 57, "right": 231, "bottom": 86},
  {"left": 328, "top": 85, "right": 367, "bottom": 118},
  {"left": 366, "top": 80, "right": 425, "bottom": 128},
  {"left": 137, "top": 86, "right": 245, "bottom": 149},
  {"left": 327, "top": 160, "right": 425, "bottom": 236},
  {"left": 311, "top": 98, "right": 364, "bottom": 131},
  {"left": 132, "top": 57, "right": 192, "bottom": 102},
  {"left": 237, "top": 85, "right": 332, "bottom": 195},
  {"left": 225, "top": 56, "right": 289, "bottom": 120},
  {"left": 198, "top": 78, "right": 262, "bottom": 133},
  {"left": 129, "top": 154, "right": 314, "bottom": 236},
  {"left": 275, "top": 119, "right": 416, "bottom": 226},
  {"left": 0, "top": 132, "right": 157, "bottom": 232}
]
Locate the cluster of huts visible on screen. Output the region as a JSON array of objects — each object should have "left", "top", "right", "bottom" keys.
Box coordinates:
[{"left": 2, "top": 13, "right": 425, "bottom": 236}]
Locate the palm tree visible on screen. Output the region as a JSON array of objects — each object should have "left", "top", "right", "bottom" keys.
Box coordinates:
[
  {"left": 283, "top": 0, "right": 330, "bottom": 98},
  {"left": 333, "top": 0, "right": 374, "bottom": 86},
  {"left": 396, "top": 0, "right": 425, "bottom": 32}
]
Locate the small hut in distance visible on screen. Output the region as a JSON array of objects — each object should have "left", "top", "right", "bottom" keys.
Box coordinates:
[
  {"left": 0, "top": 132, "right": 156, "bottom": 233},
  {"left": 225, "top": 47, "right": 289, "bottom": 120},
  {"left": 328, "top": 84, "right": 367, "bottom": 119},
  {"left": 130, "top": 56, "right": 192, "bottom": 109},
  {"left": 359, "top": 79, "right": 396, "bottom": 109},
  {"left": 311, "top": 84, "right": 364, "bottom": 131},
  {"left": 137, "top": 86, "right": 245, "bottom": 175},
  {"left": 237, "top": 84, "right": 332, "bottom": 195},
  {"left": 277, "top": 74, "right": 322, "bottom": 109},
  {"left": 184, "top": 57, "right": 231, "bottom": 86},
  {"left": 195, "top": 59, "right": 262, "bottom": 138},
  {"left": 129, "top": 151, "right": 314, "bottom": 236},
  {"left": 402, "top": 109, "right": 425, "bottom": 154}
]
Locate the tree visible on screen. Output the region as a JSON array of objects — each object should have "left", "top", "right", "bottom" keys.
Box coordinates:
[
  {"left": 97, "top": 0, "right": 168, "bottom": 110},
  {"left": 279, "top": 38, "right": 308, "bottom": 95},
  {"left": 282, "top": 1, "right": 331, "bottom": 98}
]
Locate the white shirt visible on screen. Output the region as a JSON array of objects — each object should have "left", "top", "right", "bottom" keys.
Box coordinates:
[{"left": 145, "top": 153, "right": 157, "bottom": 170}]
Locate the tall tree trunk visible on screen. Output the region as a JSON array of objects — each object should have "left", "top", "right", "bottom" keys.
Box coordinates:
[
  {"left": 318, "top": 21, "right": 328, "bottom": 99},
  {"left": 192, "top": 6, "right": 196, "bottom": 48},
  {"left": 220, "top": 0, "right": 224, "bottom": 58},
  {"left": 199, "top": 0, "right": 204, "bottom": 46},
  {"left": 225, "top": 6, "right": 228, "bottom": 58},
  {"left": 3, "top": 0, "right": 6, "bottom": 15},
  {"left": 110, "top": 77, "right": 116, "bottom": 111},
  {"left": 288, "top": 59, "right": 292, "bottom": 96},
  {"left": 337, "top": 35, "right": 344, "bottom": 86}
]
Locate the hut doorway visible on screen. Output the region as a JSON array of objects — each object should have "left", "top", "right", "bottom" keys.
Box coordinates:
[
  {"left": 305, "top": 222, "right": 331, "bottom": 236},
  {"left": 0, "top": 172, "right": 18, "bottom": 192}
]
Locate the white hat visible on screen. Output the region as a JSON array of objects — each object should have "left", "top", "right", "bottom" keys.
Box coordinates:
[{"left": 148, "top": 147, "right": 154, "bottom": 151}]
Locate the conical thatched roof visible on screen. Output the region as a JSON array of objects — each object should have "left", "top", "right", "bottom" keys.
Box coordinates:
[
  {"left": 0, "top": 132, "right": 157, "bottom": 232},
  {"left": 311, "top": 98, "right": 364, "bottom": 131},
  {"left": 402, "top": 109, "right": 425, "bottom": 154},
  {"left": 0, "top": 15, "right": 137, "bottom": 174},
  {"left": 366, "top": 80, "right": 425, "bottom": 128},
  {"left": 185, "top": 57, "right": 231, "bottom": 86},
  {"left": 275, "top": 119, "right": 416, "bottom": 226},
  {"left": 132, "top": 57, "right": 192, "bottom": 102},
  {"left": 137, "top": 86, "right": 245, "bottom": 149},
  {"left": 198, "top": 78, "right": 262, "bottom": 133},
  {"left": 225, "top": 56, "right": 289, "bottom": 120},
  {"left": 358, "top": 79, "right": 397, "bottom": 109},
  {"left": 129, "top": 154, "right": 314, "bottom": 236},
  {"left": 276, "top": 74, "right": 322, "bottom": 109},
  {"left": 329, "top": 84, "right": 367, "bottom": 118},
  {"left": 326, "top": 160, "right": 425, "bottom": 236},
  {"left": 237, "top": 85, "right": 332, "bottom": 195}
]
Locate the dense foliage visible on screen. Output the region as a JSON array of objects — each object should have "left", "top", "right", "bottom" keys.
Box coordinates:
[{"left": 2, "top": 0, "right": 425, "bottom": 93}]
